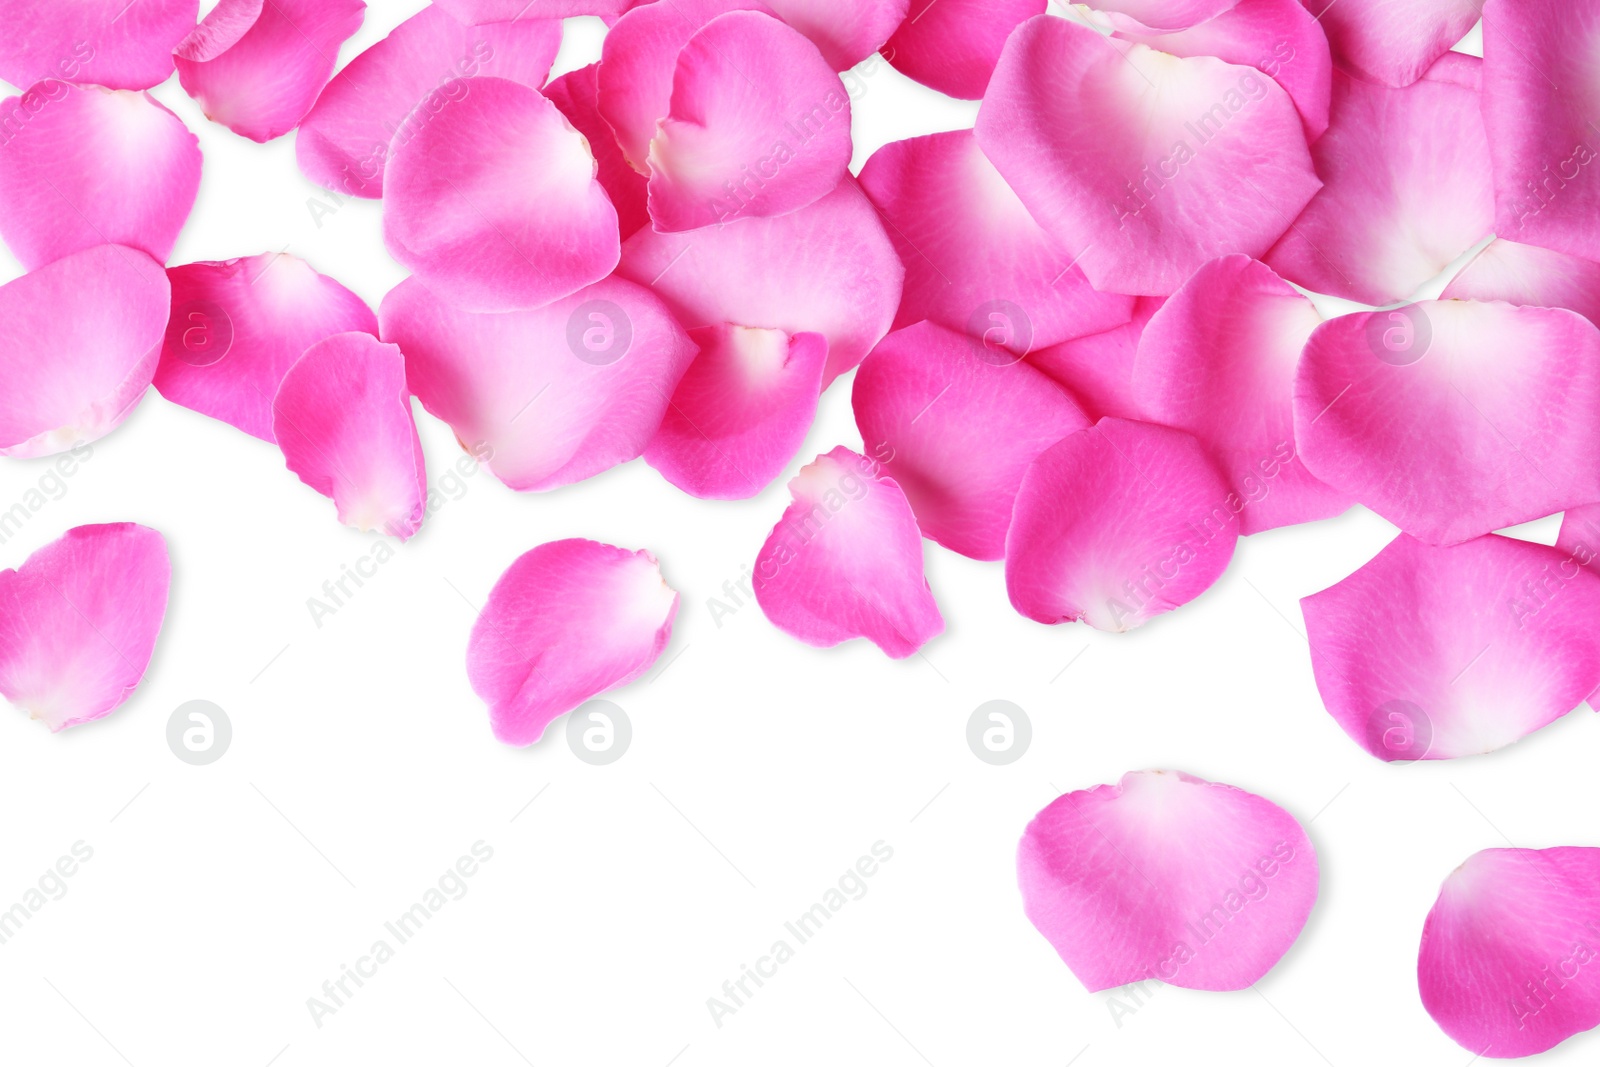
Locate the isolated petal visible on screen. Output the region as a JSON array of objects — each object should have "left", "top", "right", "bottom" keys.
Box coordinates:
[
  {"left": 1019, "top": 769, "right": 1317, "bottom": 992},
  {"left": 0, "top": 244, "right": 169, "bottom": 457},
  {"left": 0, "top": 0, "right": 197, "bottom": 91},
  {"left": 468, "top": 538, "right": 677, "bottom": 746},
  {"left": 1027, "top": 297, "right": 1162, "bottom": 422},
  {"left": 858, "top": 129, "right": 1133, "bottom": 354},
  {"left": 761, "top": 0, "right": 908, "bottom": 69},
  {"left": 545, "top": 63, "right": 649, "bottom": 239},
  {"left": 0, "top": 82, "right": 200, "bottom": 270},
  {"left": 175, "top": 0, "right": 365, "bottom": 143},
  {"left": 644, "top": 324, "right": 827, "bottom": 500},
  {"left": 754, "top": 446, "right": 943, "bottom": 658},
  {"left": 295, "top": 5, "right": 560, "bottom": 198},
  {"left": 852, "top": 321, "right": 1091, "bottom": 561},
  {"left": 1089, "top": 0, "right": 1241, "bottom": 31},
  {"left": 1307, "top": 0, "right": 1482, "bottom": 88},
  {"left": 884, "top": 0, "right": 1044, "bottom": 100},
  {"left": 620, "top": 177, "right": 901, "bottom": 385},
  {"left": 434, "top": 0, "right": 638, "bottom": 22},
  {"left": 383, "top": 76, "right": 618, "bottom": 313},
  {"left": 0, "top": 523, "right": 170, "bottom": 731},
  {"left": 1006, "top": 417, "right": 1238, "bottom": 632},
  {"left": 154, "top": 253, "right": 378, "bottom": 443},
  {"left": 976, "top": 16, "right": 1319, "bottom": 296},
  {"left": 380, "top": 275, "right": 696, "bottom": 491},
  {"left": 1443, "top": 240, "right": 1600, "bottom": 326},
  {"left": 1294, "top": 300, "right": 1600, "bottom": 545},
  {"left": 1265, "top": 55, "right": 1492, "bottom": 306}
]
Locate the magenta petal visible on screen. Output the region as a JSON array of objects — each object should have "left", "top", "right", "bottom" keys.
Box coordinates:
[
  {"left": 379, "top": 275, "right": 697, "bottom": 492},
  {"left": 643, "top": 324, "right": 827, "bottom": 500},
  {"left": 976, "top": 16, "right": 1319, "bottom": 297},
  {"left": 1294, "top": 300, "right": 1600, "bottom": 545},
  {"left": 0, "top": 523, "right": 170, "bottom": 731},
  {"left": 0, "top": 82, "right": 200, "bottom": 270},
  {"left": 858, "top": 129, "right": 1133, "bottom": 353},
  {"left": 883, "top": 0, "right": 1045, "bottom": 100},
  {"left": 174, "top": 0, "right": 365, "bottom": 143},
  {"left": 1019, "top": 770, "right": 1318, "bottom": 992},
  {"left": 1131, "top": 256, "right": 1349, "bottom": 535},
  {"left": 383, "top": 76, "right": 618, "bottom": 313},
  {"left": 1006, "top": 417, "right": 1238, "bottom": 631},
  {"left": 1302, "top": 532, "right": 1600, "bottom": 761},
  {"left": 1308, "top": 0, "right": 1482, "bottom": 88},
  {"left": 272, "top": 333, "right": 426, "bottom": 540},
  {"left": 0, "top": 0, "right": 197, "bottom": 91},
  {"left": 852, "top": 321, "right": 1091, "bottom": 562},
  {"left": 754, "top": 446, "right": 943, "bottom": 658},
  {"left": 0, "top": 244, "right": 169, "bottom": 457},
  {"left": 1026, "top": 296, "right": 1163, "bottom": 423},
  {"left": 760, "top": 0, "right": 906, "bottom": 69},
  {"left": 153, "top": 253, "right": 378, "bottom": 443},
  {"left": 468, "top": 538, "right": 677, "bottom": 746},
  {"left": 545, "top": 63, "right": 649, "bottom": 240},
  {"left": 1443, "top": 239, "right": 1600, "bottom": 327},
  {"left": 620, "top": 177, "right": 902, "bottom": 385},
  {"left": 295, "top": 6, "right": 560, "bottom": 198},
  {"left": 434, "top": 0, "right": 638, "bottom": 22}
]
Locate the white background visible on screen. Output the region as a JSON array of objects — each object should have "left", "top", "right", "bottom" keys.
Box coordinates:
[{"left": 0, "top": 5, "right": 1585, "bottom": 1066}]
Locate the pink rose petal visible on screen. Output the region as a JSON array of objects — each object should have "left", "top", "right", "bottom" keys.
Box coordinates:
[
  {"left": 0, "top": 0, "right": 197, "bottom": 91},
  {"left": 0, "top": 523, "right": 170, "bottom": 731},
  {"left": 1559, "top": 504, "right": 1600, "bottom": 574},
  {"left": 545, "top": 63, "right": 649, "bottom": 240},
  {"left": 1443, "top": 239, "right": 1600, "bottom": 326},
  {"left": 1306, "top": 0, "right": 1482, "bottom": 88},
  {"left": 1026, "top": 296, "right": 1163, "bottom": 422},
  {"left": 1019, "top": 769, "right": 1318, "bottom": 991},
  {"left": 883, "top": 0, "right": 1045, "bottom": 100},
  {"left": 1091, "top": 0, "right": 1242, "bottom": 31},
  {"left": 468, "top": 538, "right": 678, "bottom": 746},
  {"left": 760, "top": 0, "right": 909, "bottom": 70},
  {"left": 754, "top": 446, "right": 943, "bottom": 658},
  {"left": 434, "top": 0, "right": 638, "bottom": 22}
]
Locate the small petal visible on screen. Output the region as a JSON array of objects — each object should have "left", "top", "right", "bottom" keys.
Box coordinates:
[
  {"left": 1443, "top": 239, "right": 1600, "bottom": 326},
  {"left": 754, "top": 446, "right": 943, "bottom": 657},
  {"left": 1026, "top": 296, "right": 1163, "bottom": 422},
  {"left": 544, "top": 63, "right": 649, "bottom": 240},
  {"left": 883, "top": 0, "right": 1045, "bottom": 100},
  {"left": 0, "top": 523, "right": 170, "bottom": 731},
  {"left": 1019, "top": 769, "right": 1318, "bottom": 991},
  {"left": 760, "top": 0, "right": 909, "bottom": 70},
  {"left": 1307, "top": 0, "right": 1482, "bottom": 88},
  {"left": 0, "top": 0, "right": 197, "bottom": 91},
  {"left": 468, "top": 538, "right": 678, "bottom": 746}
]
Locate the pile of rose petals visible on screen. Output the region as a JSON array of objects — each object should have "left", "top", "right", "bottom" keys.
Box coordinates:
[{"left": 3, "top": 0, "right": 1600, "bottom": 1055}]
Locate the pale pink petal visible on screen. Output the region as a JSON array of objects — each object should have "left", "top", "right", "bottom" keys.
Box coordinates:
[
  {"left": 1306, "top": 0, "right": 1482, "bottom": 87},
  {"left": 883, "top": 0, "right": 1045, "bottom": 100},
  {"left": 0, "top": 82, "right": 199, "bottom": 270},
  {"left": 643, "top": 324, "right": 827, "bottom": 500},
  {"left": 295, "top": 5, "right": 560, "bottom": 198},
  {"left": 434, "top": 0, "right": 638, "bottom": 22},
  {"left": 379, "top": 275, "right": 697, "bottom": 491},
  {"left": 754, "top": 446, "right": 943, "bottom": 657},
  {"left": 976, "top": 16, "right": 1319, "bottom": 297},
  {"left": 174, "top": 0, "right": 365, "bottom": 143},
  {"left": 272, "top": 332, "right": 426, "bottom": 540},
  {"left": 852, "top": 321, "right": 1091, "bottom": 561},
  {"left": 153, "top": 253, "right": 378, "bottom": 443},
  {"left": 383, "top": 76, "right": 618, "bottom": 313},
  {"left": 1131, "top": 256, "right": 1349, "bottom": 535},
  {"left": 1026, "top": 296, "right": 1162, "bottom": 422},
  {"left": 761, "top": 0, "right": 908, "bottom": 69},
  {"left": 1443, "top": 239, "right": 1600, "bottom": 326},
  {"left": 0, "top": 523, "right": 170, "bottom": 731},
  {"left": 1294, "top": 300, "right": 1600, "bottom": 545},
  {"left": 0, "top": 244, "right": 169, "bottom": 457},
  {"left": 1019, "top": 769, "right": 1317, "bottom": 991},
  {"left": 1090, "top": 0, "right": 1241, "bottom": 31},
  {"left": 619, "top": 176, "right": 902, "bottom": 385},
  {"left": 857, "top": 129, "right": 1133, "bottom": 353},
  {"left": 545, "top": 63, "right": 649, "bottom": 240},
  {"left": 468, "top": 538, "right": 677, "bottom": 746},
  {"left": 1265, "top": 55, "right": 1492, "bottom": 305},
  {"left": 0, "top": 0, "right": 195, "bottom": 91},
  {"left": 1006, "top": 417, "right": 1238, "bottom": 631}
]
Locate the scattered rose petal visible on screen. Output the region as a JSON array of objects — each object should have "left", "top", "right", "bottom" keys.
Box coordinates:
[
  {"left": 545, "top": 62, "right": 649, "bottom": 240},
  {"left": 0, "top": 0, "right": 197, "bottom": 91},
  {"left": 1307, "top": 0, "right": 1483, "bottom": 88},
  {"left": 1442, "top": 239, "right": 1600, "bottom": 326},
  {"left": 1027, "top": 297, "right": 1163, "bottom": 422},
  {"left": 883, "top": 0, "right": 1045, "bottom": 100},
  {"left": 761, "top": 0, "right": 909, "bottom": 70}
]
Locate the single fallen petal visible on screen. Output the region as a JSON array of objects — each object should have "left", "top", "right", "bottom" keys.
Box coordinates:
[
  {"left": 0, "top": 82, "right": 200, "bottom": 271},
  {"left": 1265, "top": 55, "right": 1492, "bottom": 306},
  {"left": 754, "top": 446, "right": 943, "bottom": 657},
  {"left": 1019, "top": 769, "right": 1318, "bottom": 991},
  {"left": 434, "top": 0, "right": 638, "bottom": 22},
  {"left": 643, "top": 324, "right": 827, "bottom": 500},
  {"left": 619, "top": 177, "right": 902, "bottom": 385},
  {"left": 295, "top": 5, "right": 560, "bottom": 198},
  {"left": 154, "top": 253, "right": 378, "bottom": 443},
  {"left": 1307, "top": 0, "right": 1482, "bottom": 88},
  {"left": 857, "top": 129, "right": 1133, "bottom": 354},
  {"left": 379, "top": 275, "right": 697, "bottom": 491},
  {"left": 1131, "top": 256, "right": 1348, "bottom": 535},
  {"left": 544, "top": 63, "right": 649, "bottom": 240},
  {"left": 1443, "top": 239, "right": 1600, "bottom": 326},
  {"left": 883, "top": 0, "right": 1045, "bottom": 100},
  {"left": 1027, "top": 296, "right": 1163, "bottom": 422},
  {"left": 1090, "top": 0, "right": 1241, "bottom": 31},
  {"left": 976, "top": 16, "right": 1319, "bottom": 296},
  {"left": 1302, "top": 532, "right": 1600, "bottom": 760},
  {"left": 383, "top": 76, "right": 618, "bottom": 313},
  {"left": 1006, "top": 417, "right": 1238, "bottom": 631},
  {"left": 272, "top": 332, "right": 426, "bottom": 540},
  {"left": 0, "top": 523, "right": 170, "bottom": 731},
  {"left": 761, "top": 0, "right": 908, "bottom": 70},
  {"left": 0, "top": 244, "right": 169, "bottom": 457},
  {"left": 1294, "top": 300, "right": 1600, "bottom": 545},
  {"left": 468, "top": 538, "right": 677, "bottom": 746},
  {"left": 0, "top": 1, "right": 195, "bottom": 91},
  {"left": 852, "top": 321, "right": 1091, "bottom": 561},
  {"left": 175, "top": 0, "right": 366, "bottom": 143}
]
